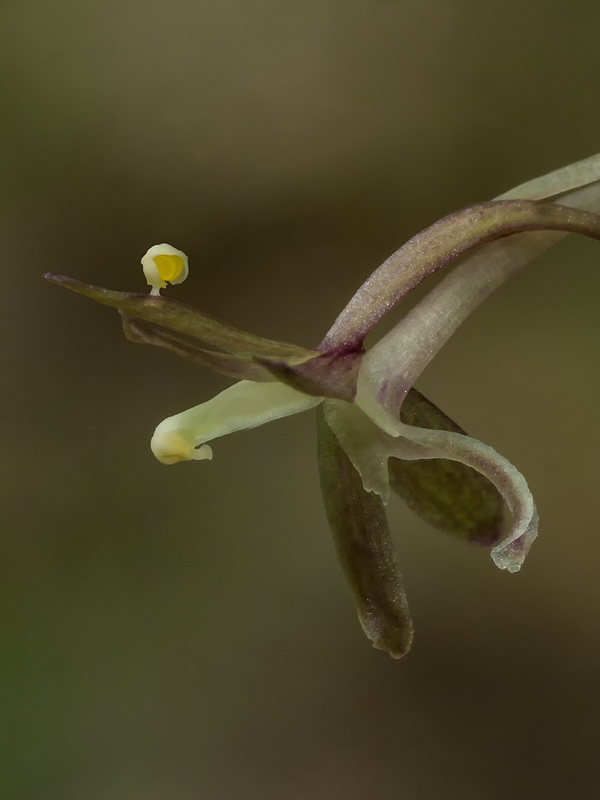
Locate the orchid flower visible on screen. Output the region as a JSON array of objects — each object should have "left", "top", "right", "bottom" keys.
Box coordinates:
[{"left": 45, "top": 152, "right": 600, "bottom": 658}]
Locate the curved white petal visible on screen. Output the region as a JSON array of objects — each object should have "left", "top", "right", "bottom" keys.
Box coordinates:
[
  {"left": 323, "top": 399, "right": 426, "bottom": 503},
  {"left": 151, "top": 380, "right": 322, "bottom": 464},
  {"left": 329, "top": 394, "right": 537, "bottom": 573}
]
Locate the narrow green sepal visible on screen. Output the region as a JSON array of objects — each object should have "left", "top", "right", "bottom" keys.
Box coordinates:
[
  {"left": 389, "top": 389, "right": 504, "bottom": 544},
  {"left": 260, "top": 351, "right": 363, "bottom": 401},
  {"left": 121, "top": 315, "right": 276, "bottom": 382},
  {"left": 44, "top": 273, "right": 316, "bottom": 361},
  {"left": 316, "top": 405, "right": 413, "bottom": 659}
]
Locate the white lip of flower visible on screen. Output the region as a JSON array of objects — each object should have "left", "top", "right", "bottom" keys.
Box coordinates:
[
  {"left": 150, "top": 380, "right": 322, "bottom": 465},
  {"left": 141, "top": 243, "right": 189, "bottom": 296}
]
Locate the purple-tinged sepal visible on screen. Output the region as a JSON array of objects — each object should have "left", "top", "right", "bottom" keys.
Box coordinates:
[
  {"left": 259, "top": 350, "right": 363, "bottom": 402},
  {"left": 44, "top": 273, "right": 315, "bottom": 362},
  {"left": 323, "top": 200, "right": 600, "bottom": 352},
  {"left": 316, "top": 406, "right": 413, "bottom": 659},
  {"left": 122, "top": 315, "right": 284, "bottom": 383}
]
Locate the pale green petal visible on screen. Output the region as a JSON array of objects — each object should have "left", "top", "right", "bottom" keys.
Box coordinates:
[
  {"left": 323, "top": 400, "right": 425, "bottom": 502},
  {"left": 151, "top": 380, "right": 322, "bottom": 464},
  {"left": 497, "top": 151, "right": 600, "bottom": 201}
]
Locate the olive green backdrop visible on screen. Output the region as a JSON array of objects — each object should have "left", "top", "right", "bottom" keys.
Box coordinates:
[{"left": 3, "top": 1, "right": 600, "bottom": 798}]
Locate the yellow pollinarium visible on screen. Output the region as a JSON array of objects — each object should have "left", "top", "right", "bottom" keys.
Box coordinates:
[{"left": 141, "top": 243, "right": 189, "bottom": 295}]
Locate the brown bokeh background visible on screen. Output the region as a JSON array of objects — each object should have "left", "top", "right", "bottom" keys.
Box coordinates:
[{"left": 4, "top": 2, "right": 600, "bottom": 798}]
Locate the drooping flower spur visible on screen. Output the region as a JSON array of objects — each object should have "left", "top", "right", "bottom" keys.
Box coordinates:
[{"left": 46, "top": 152, "right": 600, "bottom": 657}]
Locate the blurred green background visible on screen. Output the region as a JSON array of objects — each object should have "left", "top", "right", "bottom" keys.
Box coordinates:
[{"left": 4, "top": 1, "right": 600, "bottom": 798}]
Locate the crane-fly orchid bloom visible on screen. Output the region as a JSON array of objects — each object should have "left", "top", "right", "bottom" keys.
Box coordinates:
[{"left": 45, "top": 152, "right": 600, "bottom": 659}]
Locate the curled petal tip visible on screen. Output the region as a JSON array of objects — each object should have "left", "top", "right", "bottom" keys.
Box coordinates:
[{"left": 491, "top": 512, "right": 539, "bottom": 573}]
